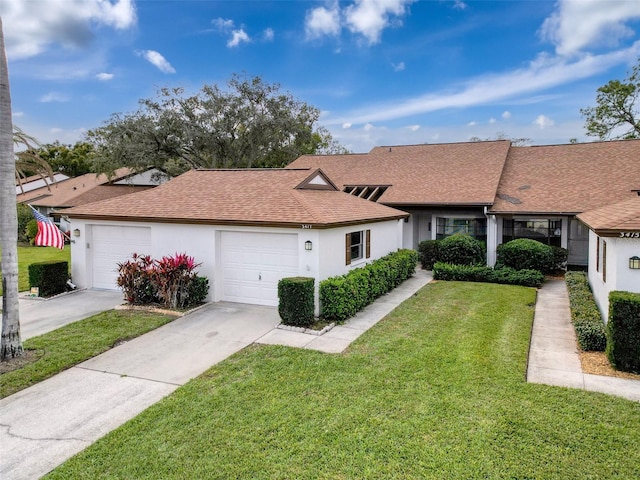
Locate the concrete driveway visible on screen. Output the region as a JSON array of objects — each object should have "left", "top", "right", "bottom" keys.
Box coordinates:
[
  {"left": 0, "top": 300, "right": 281, "bottom": 480},
  {"left": 1, "top": 289, "right": 124, "bottom": 340}
]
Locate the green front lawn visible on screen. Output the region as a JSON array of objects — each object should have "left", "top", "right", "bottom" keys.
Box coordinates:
[
  {"left": 47, "top": 282, "right": 640, "bottom": 479},
  {"left": 0, "top": 310, "right": 177, "bottom": 398},
  {"left": 0, "top": 245, "right": 71, "bottom": 296}
]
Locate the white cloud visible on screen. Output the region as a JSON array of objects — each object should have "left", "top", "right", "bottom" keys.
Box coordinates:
[
  {"left": 534, "top": 115, "right": 555, "bottom": 129},
  {"left": 407, "top": 125, "right": 420, "bottom": 131},
  {"left": 363, "top": 123, "right": 374, "bottom": 131},
  {"left": 212, "top": 18, "right": 235, "bottom": 31},
  {"left": 305, "top": 0, "right": 413, "bottom": 44},
  {"left": 305, "top": 4, "right": 341, "bottom": 40},
  {"left": 322, "top": 44, "right": 640, "bottom": 126},
  {"left": 263, "top": 28, "right": 274, "bottom": 41},
  {"left": 467, "top": 121, "right": 477, "bottom": 126},
  {"left": 345, "top": 0, "right": 414, "bottom": 44},
  {"left": 3, "top": 0, "right": 136, "bottom": 59},
  {"left": 392, "top": 61, "right": 406, "bottom": 72},
  {"left": 502, "top": 111, "right": 512, "bottom": 120},
  {"left": 489, "top": 118, "right": 497, "bottom": 124},
  {"left": 13, "top": 111, "right": 24, "bottom": 117},
  {"left": 137, "top": 50, "right": 176, "bottom": 74},
  {"left": 40, "top": 92, "right": 70, "bottom": 103},
  {"left": 343, "top": 122, "right": 352, "bottom": 129},
  {"left": 96, "top": 72, "right": 114, "bottom": 81},
  {"left": 227, "top": 29, "right": 251, "bottom": 47},
  {"left": 452, "top": 0, "right": 467, "bottom": 11},
  {"left": 540, "top": 0, "right": 640, "bottom": 56}
]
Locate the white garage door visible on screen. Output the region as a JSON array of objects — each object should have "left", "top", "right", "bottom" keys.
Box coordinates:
[
  {"left": 92, "top": 225, "right": 151, "bottom": 290},
  {"left": 221, "top": 232, "right": 299, "bottom": 306}
]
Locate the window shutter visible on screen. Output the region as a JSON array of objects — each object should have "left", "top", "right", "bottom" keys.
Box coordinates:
[
  {"left": 602, "top": 241, "right": 607, "bottom": 283},
  {"left": 345, "top": 233, "right": 351, "bottom": 265},
  {"left": 366, "top": 229, "right": 371, "bottom": 259}
]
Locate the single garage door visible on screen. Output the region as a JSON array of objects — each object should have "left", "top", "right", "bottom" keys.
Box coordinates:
[
  {"left": 221, "top": 232, "right": 298, "bottom": 306},
  {"left": 92, "top": 225, "right": 151, "bottom": 290}
]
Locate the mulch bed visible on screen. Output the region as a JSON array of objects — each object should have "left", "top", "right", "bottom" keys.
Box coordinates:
[{"left": 579, "top": 351, "right": 640, "bottom": 380}]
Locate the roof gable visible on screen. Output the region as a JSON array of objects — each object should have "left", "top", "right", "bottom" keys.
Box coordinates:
[{"left": 294, "top": 169, "right": 339, "bottom": 191}]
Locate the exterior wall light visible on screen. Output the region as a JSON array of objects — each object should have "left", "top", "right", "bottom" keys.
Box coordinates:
[
  {"left": 73, "top": 229, "right": 81, "bottom": 237},
  {"left": 629, "top": 256, "right": 640, "bottom": 269},
  {"left": 305, "top": 241, "right": 312, "bottom": 251}
]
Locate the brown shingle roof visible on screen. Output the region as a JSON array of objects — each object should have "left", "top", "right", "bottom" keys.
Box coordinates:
[
  {"left": 577, "top": 197, "right": 640, "bottom": 233},
  {"left": 17, "top": 168, "right": 134, "bottom": 208},
  {"left": 491, "top": 140, "right": 640, "bottom": 214},
  {"left": 288, "top": 141, "right": 511, "bottom": 205},
  {"left": 63, "top": 169, "right": 407, "bottom": 228}
]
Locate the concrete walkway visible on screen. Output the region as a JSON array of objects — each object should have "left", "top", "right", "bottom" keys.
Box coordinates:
[{"left": 527, "top": 279, "right": 640, "bottom": 402}]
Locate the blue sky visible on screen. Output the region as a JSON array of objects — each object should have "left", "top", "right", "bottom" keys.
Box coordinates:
[{"left": 3, "top": 0, "right": 640, "bottom": 153}]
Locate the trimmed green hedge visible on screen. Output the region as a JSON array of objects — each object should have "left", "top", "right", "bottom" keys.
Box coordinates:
[
  {"left": 565, "top": 272, "right": 606, "bottom": 351},
  {"left": 320, "top": 249, "right": 418, "bottom": 322},
  {"left": 438, "top": 234, "right": 485, "bottom": 266},
  {"left": 496, "top": 239, "right": 554, "bottom": 273},
  {"left": 432, "top": 262, "right": 544, "bottom": 287},
  {"left": 418, "top": 239, "right": 440, "bottom": 270},
  {"left": 278, "top": 277, "right": 315, "bottom": 327},
  {"left": 606, "top": 291, "right": 640, "bottom": 373},
  {"left": 28, "top": 260, "right": 68, "bottom": 297}
]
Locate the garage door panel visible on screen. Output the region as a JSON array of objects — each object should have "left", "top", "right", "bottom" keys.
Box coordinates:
[
  {"left": 221, "top": 232, "right": 298, "bottom": 306},
  {"left": 92, "top": 225, "right": 151, "bottom": 290}
]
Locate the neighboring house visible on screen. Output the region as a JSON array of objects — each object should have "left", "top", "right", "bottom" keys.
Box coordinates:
[
  {"left": 577, "top": 196, "right": 640, "bottom": 322},
  {"left": 64, "top": 169, "right": 408, "bottom": 313},
  {"left": 17, "top": 168, "right": 167, "bottom": 232},
  {"left": 289, "top": 139, "right": 640, "bottom": 267},
  {"left": 16, "top": 172, "right": 69, "bottom": 194}
]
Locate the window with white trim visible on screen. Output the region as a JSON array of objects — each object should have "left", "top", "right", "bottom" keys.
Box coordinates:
[{"left": 346, "top": 229, "right": 371, "bottom": 265}]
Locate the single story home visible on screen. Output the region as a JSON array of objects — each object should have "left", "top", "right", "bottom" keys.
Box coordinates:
[
  {"left": 577, "top": 196, "right": 640, "bottom": 321},
  {"left": 289, "top": 139, "right": 640, "bottom": 268},
  {"left": 63, "top": 138, "right": 640, "bottom": 312},
  {"left": 17, "top": 167, "right": 166, "bottom": 232},
  {"left": 64, "top": 168, "right": 408, "bottom": 313}
]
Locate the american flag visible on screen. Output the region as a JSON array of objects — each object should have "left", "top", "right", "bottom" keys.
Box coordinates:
[{"left": 29, "top": 205, "right": 65, "bottom": 250}]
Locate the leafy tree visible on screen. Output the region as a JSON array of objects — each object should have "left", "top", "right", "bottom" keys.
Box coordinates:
[
  {"left": 1, "top": 16, "right": 23, "bottom": 360},
  {"left": 581, "top": 58, "right": 640, "bottom": 140},
  {"left": 87, "top": 74, "right": 348, "bottom": 176},
  {"left": 36, "top": 141, "right": 95, "bottom": 177}
]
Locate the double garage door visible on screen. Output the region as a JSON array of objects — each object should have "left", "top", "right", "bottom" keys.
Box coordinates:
[
  {"left": 91, "top": 226, "right": 298, "bottom": 306},
  {"left": 221, "top": 231, "right": 298, "bottom": 306}
]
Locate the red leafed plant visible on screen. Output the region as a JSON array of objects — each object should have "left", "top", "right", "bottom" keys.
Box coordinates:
[
  {"left": 116, "top": 253, "right": 155, "bottom": 305},
  {"left": 149, "top": 253, "right": 202, "bottom": 309},
  {"left": 117, "top": 253, "right": 208, "bottom": 309}
]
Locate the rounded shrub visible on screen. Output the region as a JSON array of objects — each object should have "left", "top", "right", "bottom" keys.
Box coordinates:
[
  {"left": 418, "top": 239, "right": 441, "bottom": 270},
  {"left": 496, "top": 239, "right": 554, "bottom": 273},
  {"left": 437, "top": 234, "right": 485, "bottom": 266},
  {"left": 25, "top": 219, "right": 38, "bottom": 245}
]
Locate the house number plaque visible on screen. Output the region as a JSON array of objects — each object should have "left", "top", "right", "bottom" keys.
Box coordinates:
[
  {"left": 301, "top": 224, "right": 312, "bottom": 229},
  {"left": 620, "top": 232, "right": 640, "bottom": 238}
]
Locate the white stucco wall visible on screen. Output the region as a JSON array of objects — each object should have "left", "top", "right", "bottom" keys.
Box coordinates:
[
  {"left": 70, "top": 218, "right": 403, "bottom": 315},
  {"left": 587, "top": 230, "right": 640, "bottom": 322},
  {"left": 317, "top": 219, "right": 402, "bottom": 281}
]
